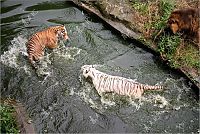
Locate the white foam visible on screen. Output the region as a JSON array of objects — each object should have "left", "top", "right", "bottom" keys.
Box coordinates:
[
  {"left": 129, "top": 99, "right": 143, "bottom": 110},
  {"left": 89, "top": 113, "right": 99, "bottom": 124},
  {"left": 0, "top": 36, "right": 33, "bottom": 75},
  {"left": 1, "top": 36, "right": 27, "bottom": 68},
  {"left": 41, "top": 109, "right": 50, "bottom": 119},
  {"left": 53, "top": 46, "right": 83, "bottom": 60},
  {"left": 77, "top": 80, "right": 104, "bottom": 110},
  {"left": 153, "top": 95, "right": 169, "bottom": 108},
  {"left": 100, "top": 97, "right": 116, "bottom": 106}
]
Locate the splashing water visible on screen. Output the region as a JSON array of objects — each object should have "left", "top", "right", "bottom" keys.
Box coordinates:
[
  {"left": 0, "top": 35, "right": 28, "bottom": 69},
  {"left": 0, "top": 33, "right": 85, "bottom": 77}
]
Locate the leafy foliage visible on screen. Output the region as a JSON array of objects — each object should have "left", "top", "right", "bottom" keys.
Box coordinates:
[
  {"left": 158, "top": 35, "right": 180, "bottom": 54},
  {"left": 131, "top": 0, "right": 148, "bottom": 15},
  {"left": 154, "top": 0, "right": 175, "bottom": 30},
  {"left": 0, "top": 104, "right": 19, "bottom": 134},
  {"left": 158, "top": 34, "right": 181, "bottom": 67}
]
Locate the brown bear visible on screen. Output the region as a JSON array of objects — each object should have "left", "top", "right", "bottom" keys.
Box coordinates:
[{"left": 167, "top": 8, "right": 200, "bottom": 44}]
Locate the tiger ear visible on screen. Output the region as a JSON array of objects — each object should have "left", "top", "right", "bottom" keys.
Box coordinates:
[{"left": 55, "top": 29, "right": 60, "bottom": 34}]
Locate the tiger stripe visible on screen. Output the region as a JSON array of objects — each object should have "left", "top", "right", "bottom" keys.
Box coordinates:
[{"left": 81, "top": 65, "right": 163, "bottom": 98}]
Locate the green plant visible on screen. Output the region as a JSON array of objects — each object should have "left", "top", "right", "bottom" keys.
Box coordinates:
[
  {"left": 153, "top": 0, "right": 175, "bottom": 30},
  {"left": 177, "top": 44, "right": 200, "bottom": 69},
  {"left": 131, "top": 0, "right": 148, "bottom": 15},
  {"left": 160, "top": 0, "right": 175, "bottom": 18},
  {"left": 158, "top": 34, "right": 181, "bottom": 68},
  {"left": 157, "top": 33, "right": 199, "bottom": 69},
  {"left": 158, "top": 34, "right": 180, "bottom": 53},
  {"left": 181, "top": 53, "right": 200, "bottom": 68},
  {"left": 0, "top": 104, "right": 19, "bottom": 134}
]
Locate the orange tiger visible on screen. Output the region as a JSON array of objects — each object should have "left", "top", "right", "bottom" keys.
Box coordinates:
[
  {"left": 26, "top": 25, "right": 69, "bottom": 69},
  {"left": 81, "top": 65, "right": 163, "bottom": 98}
]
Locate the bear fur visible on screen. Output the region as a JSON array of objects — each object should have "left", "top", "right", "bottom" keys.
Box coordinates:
[{"left": 167, "top": 8, "right": 200, "bottom": 44}]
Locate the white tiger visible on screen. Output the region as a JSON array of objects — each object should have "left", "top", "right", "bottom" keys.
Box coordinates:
[{"left": 81, "top": 65, "right": 163, "bottom": 98}]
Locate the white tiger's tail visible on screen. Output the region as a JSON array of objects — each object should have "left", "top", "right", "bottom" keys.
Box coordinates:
[{"left": 142, "top": 84, "right": 163, "bottom": 90}]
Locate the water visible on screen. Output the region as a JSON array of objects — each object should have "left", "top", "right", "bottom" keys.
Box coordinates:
[{"left": 1, "top": 0, "right": 199, "bottom": 133}]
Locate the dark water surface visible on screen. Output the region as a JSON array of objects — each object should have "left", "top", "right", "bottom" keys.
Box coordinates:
[{"left": 1, "top": 0, "right": 199, "bottom": 133}]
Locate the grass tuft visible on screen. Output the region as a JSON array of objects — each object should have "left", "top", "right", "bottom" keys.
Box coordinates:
[
  {"left": 153, "top": 0, "right": 175, "bottom": 30},
  {"left": 176, "top": 43, "right": 200, "bottom": 69},
  {"left": 157, "top": 34, "right": 181, "bottom": 67},
  {"left": 131, "top": 0, "right": 148, "bottom": 15},
  {"left": 0, "top": 104, "right": 19, "bottom": 134}
]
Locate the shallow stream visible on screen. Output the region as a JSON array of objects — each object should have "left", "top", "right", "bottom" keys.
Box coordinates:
[{"left": 1, "top": 0, "right": 199, "bottom": 133}]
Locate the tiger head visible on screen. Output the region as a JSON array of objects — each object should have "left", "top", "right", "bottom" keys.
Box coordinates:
[
  {"left": 81, "top": 65, "right": 95, "bottom": 78},
  {"left": 55, "top": 25, "right": 69, "bottom": 40}
]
